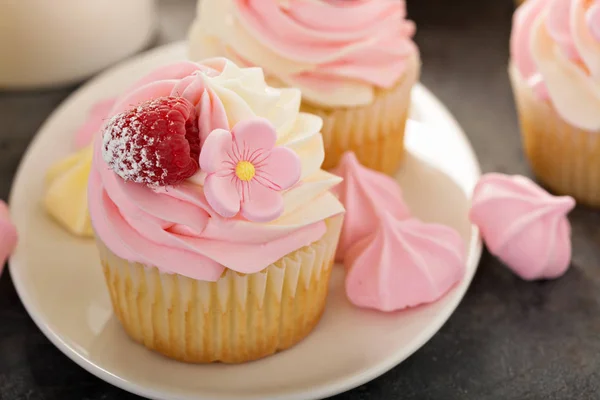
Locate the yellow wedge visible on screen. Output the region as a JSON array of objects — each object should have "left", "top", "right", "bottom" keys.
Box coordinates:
[{"left": 44, "top": 145, "right": 94, "bottom": 238}]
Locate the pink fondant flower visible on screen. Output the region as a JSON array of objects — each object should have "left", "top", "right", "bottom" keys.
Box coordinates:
[{"left": 200, "top": 117, "right": 301, "bottom": 222}]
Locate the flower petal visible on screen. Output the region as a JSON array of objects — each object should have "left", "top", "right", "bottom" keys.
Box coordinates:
[
  {"left": 256, "top": 146, "right": 301, "bottom": 191},
  {"left": 204, "top": 174, "right": 241, "bottom": 218},
  {"left": 241, "top": 181, "right": 284, "bottom": 222},
  {"left": 199, "top": 128, "right": 234, "bottom": 173},
  {"left": 232, "top": 118, "right": 277, "bottom": 160}
]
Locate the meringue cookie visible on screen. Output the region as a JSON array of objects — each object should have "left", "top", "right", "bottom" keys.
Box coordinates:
[
  {"left": 332, "top": 152, "right": 411, "bottom": 262},
  {"left": 0, "top": 201, "right": 17, "bottom": 276},
  {"left": 469, "top": 173, "right": 575, "bottom": 281},
  {"left": 345, "top": 213, "right": 466, "bottom": 312}
]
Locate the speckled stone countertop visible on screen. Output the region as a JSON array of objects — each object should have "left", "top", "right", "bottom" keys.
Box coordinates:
[{"left": 1, "top": 1, "right": 600, "bottom": 399}]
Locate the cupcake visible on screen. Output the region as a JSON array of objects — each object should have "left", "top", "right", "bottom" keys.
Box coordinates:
[
  {"left": 510, "top": 0, "right": 600, "bottom": 206},
  {"left": 88, "top": 58, "right": 345, "bottom": 363},
  {"left": 189, "top": 0, "right": 420, "bottom": 174}
]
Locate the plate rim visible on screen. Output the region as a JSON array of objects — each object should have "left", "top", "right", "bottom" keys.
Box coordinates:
[{"left": 8, "top": 41, "right": 482, "bottom": 400}]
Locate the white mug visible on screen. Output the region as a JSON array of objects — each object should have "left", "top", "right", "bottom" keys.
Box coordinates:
[{"left": 0, "top": 0, "right": 157, "bottom": 89}]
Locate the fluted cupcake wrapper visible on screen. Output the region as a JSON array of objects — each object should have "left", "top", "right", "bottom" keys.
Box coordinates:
[
  {"left": 297, "top": 55, "right": 421, "bottom": 175},
  {"left": 95, "top": 215, "right": 343, "bottom": 364},
  {"left": 510, "top": 65, "right": 600, "bottom": 207}
]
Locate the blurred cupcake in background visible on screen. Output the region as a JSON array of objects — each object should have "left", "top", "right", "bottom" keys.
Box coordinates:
[
  {"left": 189, "top": 0, "right": 420, "bottom": 174},
  {"left": 509, "top": 0, "right": 600, "bottom": 207}
]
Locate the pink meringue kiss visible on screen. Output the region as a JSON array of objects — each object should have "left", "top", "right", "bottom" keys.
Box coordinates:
[
  {"left": 0, "top": 201, "right": 17, "bottom": 276},
  {"left": 345, "top": 213, "right": 466, "bottom": 312},
  {"left": 332, "top": 152, "right": 410, "bottom": 262},
  {"left": 469, "top": 173, "right": 575, "bottom": 281}
]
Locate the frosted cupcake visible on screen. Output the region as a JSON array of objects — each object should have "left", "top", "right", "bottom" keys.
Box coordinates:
[
  {"left": 88, "top": 58, "right": 345, "bottom": 363},
  {"left": 510, "top": 0, "right": 600, "bottom": 206},
  {"left": 189, "top": 0, "right": 420, "bottom": 174}
]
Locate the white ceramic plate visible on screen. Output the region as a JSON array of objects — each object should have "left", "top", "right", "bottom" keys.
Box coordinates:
[{"left": 9, "top": 42, "right": 482, "bottom": 400}]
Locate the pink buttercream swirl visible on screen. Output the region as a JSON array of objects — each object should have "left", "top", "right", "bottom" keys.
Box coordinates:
[
  {"left": 88, "top": 59, "right": 341, "bottom": 281},
  {"left": 192, "top": 0, "right": 418, "bottom": 107},
  {"left": 511, "top": 0, "right": 600, "bottom": 98},
  {"left": 234, "top": 0, "right": 416, "bottom": 89},
  {"left": 74, "top": 98, "right": 116, "bottom": 150}
]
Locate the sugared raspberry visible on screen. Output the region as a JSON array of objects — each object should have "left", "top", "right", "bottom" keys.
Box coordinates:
[{"left": 102, "top": 96, "right": 200, "bottom": 186}]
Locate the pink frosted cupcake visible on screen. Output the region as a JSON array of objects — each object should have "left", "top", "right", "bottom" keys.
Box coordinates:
[
  {"left": 510, "top": 0, "right": 600, "bottom": 206},
  {"left": 88, "top": 58, "right": 344, "bottom": 363},
  {"left": 189, "top": 0, "right": 420, "bottom": 174}
]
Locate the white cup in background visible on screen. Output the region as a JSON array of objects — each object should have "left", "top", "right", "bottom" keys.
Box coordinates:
[{"left": 0, "top": 0, "right": 157, "bottom": 89}]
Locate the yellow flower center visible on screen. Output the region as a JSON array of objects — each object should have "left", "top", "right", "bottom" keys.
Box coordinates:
[{"left": 235, "top": 161, "right": 256, "bottom": 181}]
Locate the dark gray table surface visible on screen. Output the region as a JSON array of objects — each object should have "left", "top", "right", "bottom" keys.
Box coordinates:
[{"left": 2, "top": 1, "right": 600, "bottom": 399}]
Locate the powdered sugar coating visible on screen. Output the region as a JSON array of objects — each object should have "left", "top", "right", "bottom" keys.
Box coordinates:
[
  {"left": 103, "top": 112, "right": 160, "bottom": 182},
  {"left": 101, "top": 97, "right": 200, "bottom": 187}
]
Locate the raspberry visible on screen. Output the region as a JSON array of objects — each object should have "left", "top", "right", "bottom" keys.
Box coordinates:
[{"left": 102, "top": 96, "right": 200, "bottom": 186}]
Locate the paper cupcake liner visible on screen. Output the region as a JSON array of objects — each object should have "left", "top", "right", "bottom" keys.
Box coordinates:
[
  {"left": 95, "top": 215, "right": 343, "bottom": 364},
  {"left": 510, "top": 65, "right": 600, "bottom": 207},
  {"left": 300, "top": 56, "right": 420, "bottom": 175}
]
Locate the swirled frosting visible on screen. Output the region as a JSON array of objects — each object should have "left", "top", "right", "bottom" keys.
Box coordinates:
[
  {"left": 345, "top": 214, "right": 466, "bottom": 312},
  {"left": 88, "top": 58, "right": 344, "bottom": 281},
  {"left": 469, "top": 174, "right": 575, "bottom": 280},
  {"left": 188, "top": 0, "right": 418, "bottom": 108},
  {"left": 511, "top": 0, "right": 600, "bottom": 130},
  {"left": 74, "top": 98, "right": 116, "bottom": 150},
  {"left": 331, "top": 152, "right": 410, "bottom": 261}
]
